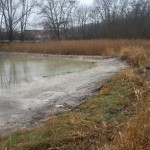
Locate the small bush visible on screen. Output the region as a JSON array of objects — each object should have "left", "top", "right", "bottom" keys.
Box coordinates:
[{"left": 121, "top": 46, "right": 146, "bottom": 67}]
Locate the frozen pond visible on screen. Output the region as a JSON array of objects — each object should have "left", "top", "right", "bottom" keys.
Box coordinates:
[
  {"left": 0, "top": 57, "right": 94, "bottom": 93},
  {"left": 0, "top": 53, "right": 127, "bottom": 135}
]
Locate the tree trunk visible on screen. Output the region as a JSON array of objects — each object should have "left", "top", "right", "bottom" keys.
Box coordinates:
[
  {"left": 9, "top": 18, "right": 13, "bottom": 42},
  {"left": 20, "top": 21, "right": 24, "bottom": 41}
]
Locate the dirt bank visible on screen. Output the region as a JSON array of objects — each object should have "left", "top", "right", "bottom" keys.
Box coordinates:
[{"left": 0, "top": 53, "right": 127, "bottom": 136}]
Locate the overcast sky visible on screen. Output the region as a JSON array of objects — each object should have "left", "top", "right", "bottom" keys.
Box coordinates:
[
  {"left": 80, "top": 0, "right": 93, "bottom": 5},
  {"left": 28, "top": 0, "right": 94, "bottom": 29}
]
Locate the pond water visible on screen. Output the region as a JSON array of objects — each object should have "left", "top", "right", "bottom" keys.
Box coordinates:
[{"left": 0, "top": 57, "right": 94, "bottom": 93}]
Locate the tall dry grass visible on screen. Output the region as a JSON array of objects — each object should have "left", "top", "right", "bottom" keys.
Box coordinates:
[
  {"left": 107, "top": 68, "right": 150, "bottom": 150},
  {"left": 0, "top": 40, "right": 150, "bottom": 56},
  {"left": 1, "top": 39, "right": 149, "bottom": 66},
  {"left": 112, "top": 103, "right": 150, "bottom": 150},
  {"left": 121, "top": 46, "right": 146, "bottom": 67}
]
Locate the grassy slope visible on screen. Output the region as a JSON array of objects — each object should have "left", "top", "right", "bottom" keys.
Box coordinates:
[
  {"left": 0, "top": 40, "right": 150, "bottom": 150},
  {"left": 111, "top": 50, "right": 150, "bottom": 150},
  {"left": 0, "top": 68, "right": 150, "bottom": 150}
]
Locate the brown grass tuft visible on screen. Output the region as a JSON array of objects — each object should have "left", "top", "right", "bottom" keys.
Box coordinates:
[
  {"left": 112, "top": 104, "right": 150, "bottom": 150},
  {"left": 109, "top": 68, "right": 150, "bottom": 150},
  {"left": 121, "top": 46, "right": 146, "bottom": 67}
]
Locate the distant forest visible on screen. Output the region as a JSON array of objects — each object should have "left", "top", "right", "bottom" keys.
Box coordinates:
[{"left": 0, "top": 0, "right": 150, "bottom": 41}]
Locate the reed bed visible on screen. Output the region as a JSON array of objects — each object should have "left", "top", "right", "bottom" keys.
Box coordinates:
[{"left": 0, "top": 39, "right": 150, "bottom": 57}]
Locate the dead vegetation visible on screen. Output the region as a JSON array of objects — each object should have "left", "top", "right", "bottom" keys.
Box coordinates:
[
  {"left": 112, "top": 103, "right": 150, "bottom": 150},
  {"left": 0, "top": 40, "right": 150, "bottom": 56},
  {"left": 0, "top": 40, "right": 150, "bottom": 150},
  {"left": 121, "top": 46, "right": 147, "bottom": 67}
]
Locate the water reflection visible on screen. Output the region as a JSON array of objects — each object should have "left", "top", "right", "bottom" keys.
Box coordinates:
[
  {"left": 0, "top": 59, "right": 31, "bottom": 92},
  {"left": 0, "top": 57, "right": 94, "bottom": 93}
]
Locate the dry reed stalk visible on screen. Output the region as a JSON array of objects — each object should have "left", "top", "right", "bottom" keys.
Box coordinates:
[
  {"left": 112, "top": 104, "right": 150, "bottom": 150},
  {"left": 121, "top": 46, "right": 146, "bottom": 67},
  {"left": 0, "top": 40, "right": 150, "bottom": 58}
]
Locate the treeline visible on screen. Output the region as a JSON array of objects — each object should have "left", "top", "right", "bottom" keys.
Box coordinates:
[
  {"left": 0, "top": 0, "right": 150, "bottom": 41},
  {"left": 85, "top": 0, "right": 150, "bottom": 39},
  {"left": 0, "top": 0, "right": 37, "bottom": 41}
]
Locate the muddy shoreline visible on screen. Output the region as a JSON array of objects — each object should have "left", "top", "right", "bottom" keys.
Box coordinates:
[
  {"left": 0, "top": 52, "right": 127, "bottom": 136},
  {"left": 0, "top": 52, "right": 113, "bottom": 60}
]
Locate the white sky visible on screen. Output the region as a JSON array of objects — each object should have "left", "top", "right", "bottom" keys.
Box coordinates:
[
  {"left": 28, "top": 0, "right": 94, "bottom": 29},
  {"left": 80, "top": 0, "right": 93, "bottom": 6}
]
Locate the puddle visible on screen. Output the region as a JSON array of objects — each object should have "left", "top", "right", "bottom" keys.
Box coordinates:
[
  {"left": 0, "top": 57, "right": 94, "bottom": 93},
  {"left": 0, "top": 53, "right": 127, "bottom": 135}
]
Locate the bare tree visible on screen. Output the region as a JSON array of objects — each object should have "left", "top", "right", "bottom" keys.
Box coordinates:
[
  {"left": 20, "top": 0, "right": 37, "bottom": 41},
  {"left": 94, "top": 0, "right": 118, "bottom": 23},
  {"left": 76, "top": 5, "right": 90, "bottom": 39},
  {"left": 40, "top": 0, "right": 76, "bottom": 40},
  {"left": 0, "top": 0, "right": 20, "bottom": 41},
  {"left": 0, "top": 0, "right": 37, "bottom": 41},
  {"left": 0, "top": 2, "right": 3, "bottom": 37}
]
